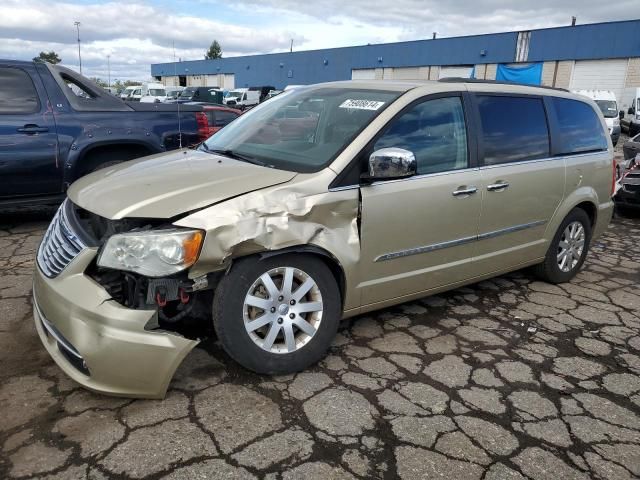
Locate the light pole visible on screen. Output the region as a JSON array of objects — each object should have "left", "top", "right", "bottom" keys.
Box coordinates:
[
  {"left": 74, "top": 21, "right": 82, "bottom": 73},
  {"left": 107, "top": 54, "right": 111, "bottom": 88}
]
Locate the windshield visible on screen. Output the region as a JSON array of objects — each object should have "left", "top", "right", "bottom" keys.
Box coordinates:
[
  {"left": 595, "top": 100, "right": 618, "bottom": 118},
  {"left": 203, "top": 86, "right": 401, "bottom": 172},
  {"left": 179, "top": 88, "right": 196, "bottom": 98},
  {"left": 148, "top": 89, "right": 165, "bottom": 96},
  {"left": 228, "top": 90, "right": 244, "bottom": 98}
]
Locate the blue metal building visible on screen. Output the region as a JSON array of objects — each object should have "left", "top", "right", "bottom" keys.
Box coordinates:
[{"left": 151, "top": 19, "right": 640, "bottom": 108}]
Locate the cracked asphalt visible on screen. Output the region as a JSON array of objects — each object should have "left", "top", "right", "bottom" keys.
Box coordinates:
[{"left": 1, "top": 140, "right": 640, "bottom": 479}]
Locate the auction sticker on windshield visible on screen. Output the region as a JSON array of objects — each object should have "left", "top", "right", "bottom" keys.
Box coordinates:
[{"left": 339, "top": 99, "right": 385, "bottom": 110}]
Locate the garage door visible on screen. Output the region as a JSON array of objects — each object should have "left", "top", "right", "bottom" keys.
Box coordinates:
[
  {"left": 223, "top": 74, "right": 235, "bottom": 90},
  {"left": 570, "top": 59, "right": 629, "bottom": 102},
  {"left": 352, "top": 69, "right": 376, "bottom": 80},
  {"left": 205, "top": 75, "right": 220, "bottom": 87},
  {"left": 439, "top": 66, "right": 473, "bottom": 79}
]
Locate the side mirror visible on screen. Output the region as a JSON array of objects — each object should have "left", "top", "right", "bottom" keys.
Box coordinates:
[
  {"left": 619, "top": 110, "right": 625, "bottom": 120},
  {"left": 363, "top": 148, "right": 417, "bottom": 183}
]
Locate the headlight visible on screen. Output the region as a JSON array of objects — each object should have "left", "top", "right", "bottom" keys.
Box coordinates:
[{"left": 97, "top": 229, "right": 204, "bottom": 277}]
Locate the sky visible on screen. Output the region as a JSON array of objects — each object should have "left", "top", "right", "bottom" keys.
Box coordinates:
[{"left": 3, "top": 0, "right": 640, "bottom": 81}]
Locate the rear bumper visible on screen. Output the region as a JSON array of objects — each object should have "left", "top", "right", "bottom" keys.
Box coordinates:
[
  {"left": 33, "top": 249, "right": 199, "bottom": 399},
  {"left": 593, "top": 200, "right": 615, "bottom": 240}
]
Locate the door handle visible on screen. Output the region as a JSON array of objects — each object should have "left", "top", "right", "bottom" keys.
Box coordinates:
[
  {"left": 17, "top": 124, "right": 49, "bottom": 134},
  {"left": 452, "top": 186, "right": 478, "bottom": 196},
  {"left": 487, "top": 182, "right": 509, "bottom": 191}
]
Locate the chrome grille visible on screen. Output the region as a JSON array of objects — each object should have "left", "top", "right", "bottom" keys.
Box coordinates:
[{"left": 37, "top": 201, "right": 86, "bottom": 278}]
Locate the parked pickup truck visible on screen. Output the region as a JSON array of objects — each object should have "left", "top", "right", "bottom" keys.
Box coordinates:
[{"left": 0, "top": 60, "right": 211, "bottom": 206}]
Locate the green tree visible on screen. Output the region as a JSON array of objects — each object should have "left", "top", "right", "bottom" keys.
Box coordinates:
[
  {"left": 89, "top": 77, "right": 108, "bottom": 88},
  {"left": 33, "top": 51, "right": 62, "bottom": 64},
  {"left": 204, "top": 40, "right": 222, "bottom": 60}
]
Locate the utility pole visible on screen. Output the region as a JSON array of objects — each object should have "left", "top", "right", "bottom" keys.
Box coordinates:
[
  {"left": 107, "top": 54, "right": 111, "bottom": 88},
  {"left": 74, "top": 21, "right": 82, "bottom": 73},
  {"left": 290, "top": 39, "right": 293, "bottom": 53}
]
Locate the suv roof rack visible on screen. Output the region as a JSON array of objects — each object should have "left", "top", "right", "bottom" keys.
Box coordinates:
[{"left": 437, "top": 77, "right": 569, "bottom": 93}]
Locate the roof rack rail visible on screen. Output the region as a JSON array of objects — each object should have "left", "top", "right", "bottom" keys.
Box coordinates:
[{"left": 437, "top": 77, "right": 569, "bottom": 92}]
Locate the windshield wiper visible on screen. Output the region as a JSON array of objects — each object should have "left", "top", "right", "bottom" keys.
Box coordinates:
[{"left": 207, "top": 148, "right": 266, "bottom": 167}]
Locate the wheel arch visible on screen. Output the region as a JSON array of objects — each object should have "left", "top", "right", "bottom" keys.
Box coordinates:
[
  {"left": 69, "top": 140, "right": 160, "bottom": 180},
  {"left": 546, "top": 188, "right": 600, "bottom": 242},
  {"left": 255, "top": 245, "right": 347, "bottom": 310},
  {"left": 574, "top": 200, "right": 597, "bottom": 228}
]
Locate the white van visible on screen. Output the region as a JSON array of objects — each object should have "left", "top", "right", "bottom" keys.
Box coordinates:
[
  {"left": 573, "top": 90, "right": 621, "bottom": 145},
  {"left": 619, "top": 87, "right": 640, "bottom": 137},
  {"left": 140, "top": 84, "right": 168, "bottom": 103},
  {"left": 120, "top": 85, "right": 140, "bottom": 101},
  {"left": 128, "top": 82, "right": 164, "bottom": 102},
  {"left": 223, "top": 88, "right": 259, "bottom": 110}
]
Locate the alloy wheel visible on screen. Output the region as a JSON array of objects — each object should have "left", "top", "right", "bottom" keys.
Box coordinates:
[
  {"left": 557, "top": 221, "right": 585, "bottom": 273},
  {"left": 243, "top": 266, "right": 323, "bottom": 354}
]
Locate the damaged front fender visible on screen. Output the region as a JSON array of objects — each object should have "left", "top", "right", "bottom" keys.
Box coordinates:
[{"left": 175, "top": 171, "right": 362, "bottom": 310}]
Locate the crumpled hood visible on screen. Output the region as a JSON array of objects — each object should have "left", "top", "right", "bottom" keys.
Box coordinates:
[{"left": 67, "top": 149, "right": 297, "bottom": 219}]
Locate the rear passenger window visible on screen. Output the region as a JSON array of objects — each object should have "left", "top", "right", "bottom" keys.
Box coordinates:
[
  {"left": 214, "top": 111, "right": 238, "bottom": 127},
  {"left": 374, "top": 97, "right": 468, "bottom": 175},
  {"left": 551, "top": 98, "right": 608, "bottom": 155},
  {"left": 477, "top": 96, "right": 549, "bottom": 165},
  {"left": 0, "top": 67, "right": 40, "bottom": 114}
]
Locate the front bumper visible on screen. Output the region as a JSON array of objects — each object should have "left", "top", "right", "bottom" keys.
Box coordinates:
[{"left": 33, "top": 249, "right": 199, "bottom": 399}]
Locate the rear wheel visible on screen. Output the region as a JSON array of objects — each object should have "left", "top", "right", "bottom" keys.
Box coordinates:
[
  {"left": 213, "top": 254, "right": 341, "bottom": 374},
  {"left": 534, "top": 208, "right": 592, "bottom": 284}
]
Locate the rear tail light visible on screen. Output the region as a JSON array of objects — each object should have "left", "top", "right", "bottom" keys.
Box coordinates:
[
  {"left": 196, "top": 112, "right": 209, "bottom": 141},
  {"left": 611, "top": 158, "right": 617, "bottom": 197}
]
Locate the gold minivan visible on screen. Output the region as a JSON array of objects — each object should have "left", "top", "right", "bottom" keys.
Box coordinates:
[{"left": 34, "top": 80, "right": 615, "bottom": 398}]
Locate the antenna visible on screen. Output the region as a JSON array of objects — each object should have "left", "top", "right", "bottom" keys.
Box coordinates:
[{"left": 173, "top": 40, "right": 182, "bottom": 149}]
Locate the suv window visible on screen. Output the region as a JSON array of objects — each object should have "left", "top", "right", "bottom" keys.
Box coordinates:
[
  {"left": 374, "top": 96, "right": 468, "bottom": 174},
  {"left": 0, "top": 67, "right": 40, "bottom": 114},
  {"left": 477, "top": 95, "right": 549, "bottom": 165},
  {"left": 213, "top": 110, "right": 238, "bottom": 127},
  {"left": 552, "top": 98, "right": 608, "bottom": 154}
]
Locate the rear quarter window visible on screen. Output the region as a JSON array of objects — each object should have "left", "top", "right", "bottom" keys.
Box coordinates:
[{"left": 551, "top": 97, "right": 608, "bottom": 155}]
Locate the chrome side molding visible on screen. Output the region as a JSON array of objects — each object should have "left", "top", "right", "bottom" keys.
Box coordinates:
[{"left": 374, "top": 220, "right": 546, "bottom": 262}]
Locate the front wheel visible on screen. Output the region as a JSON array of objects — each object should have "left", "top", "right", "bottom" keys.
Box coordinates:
[
  {"left": 534, "top": 208, "right": 592, "bottom": 284},
  {"left": 213, "top": 254, "right": 341, "bottom": 374}
]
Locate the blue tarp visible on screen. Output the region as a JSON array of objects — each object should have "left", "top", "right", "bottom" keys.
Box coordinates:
[{"left": 496, "top": 63, "right": 543, "bottom": 85}]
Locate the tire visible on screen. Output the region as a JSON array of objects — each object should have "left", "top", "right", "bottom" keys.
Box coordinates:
[
  {"left": 213, "top": 254, "right": 341, "bottom": 374},
  {"left": 534, "top": 208, "right": 592, "bottom": 284}
]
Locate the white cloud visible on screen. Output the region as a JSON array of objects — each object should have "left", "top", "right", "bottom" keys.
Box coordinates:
[
  {"left": 3, "top": 0, "right": 639, "bottom": 80},
  {"left": 2, "top": 0, "right": 300, "bottom": 80}
]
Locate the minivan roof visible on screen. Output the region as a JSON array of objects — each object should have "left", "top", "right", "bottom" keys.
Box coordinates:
[{"left": 306, "top": 79, "right": 593, "bottom": 102}]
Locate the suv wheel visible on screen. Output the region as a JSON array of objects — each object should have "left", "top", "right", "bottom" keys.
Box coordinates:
[
  {"left": 213, "top": 254, "right": 341, "bottom": 374},
  {"left": 534, "top": 208, "right": 592, "bottom": 284}
]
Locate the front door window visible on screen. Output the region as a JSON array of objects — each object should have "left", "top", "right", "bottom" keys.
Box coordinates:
[{"left": 373, "top": 96, "right": 468, "bottom": 174}]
